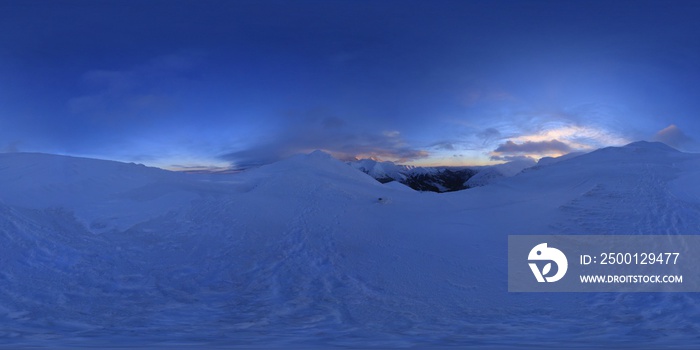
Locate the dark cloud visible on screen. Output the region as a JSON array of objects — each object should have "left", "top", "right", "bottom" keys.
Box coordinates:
[
  {"left": 653, "top": 124, "right": 695, "bottom": 150},
  {"left": 67, "top": 51, "right": 204, "bottom": 125},
  {"left": 479, "top": 128, "right": 501, "bottom": 139},
  {"left": 220, "top": 111, "right": 429, "bottom": 168},
  {"left": 493, "top": 139, "right": 572, "bottom": 155},
  {"left": 477, "top": 128, "right": 502, "bottom": 147}
]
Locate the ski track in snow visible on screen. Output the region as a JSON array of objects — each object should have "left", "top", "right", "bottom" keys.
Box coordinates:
[{"left": 1, "top": 145, "right": 700, "bottom": 348}]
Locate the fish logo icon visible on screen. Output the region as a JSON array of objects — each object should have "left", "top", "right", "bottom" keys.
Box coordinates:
[{"left": 528, "top": 243, "right": 568, "bottom": 282}]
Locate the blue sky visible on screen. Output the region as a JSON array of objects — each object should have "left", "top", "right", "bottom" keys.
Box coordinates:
[{"left": 2, "top": 0, "right": 700, "bottom": 169}]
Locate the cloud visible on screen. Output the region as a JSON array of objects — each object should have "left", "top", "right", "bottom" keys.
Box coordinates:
[
  {"left": 430, "top": 141, "right": 456, "bottom": 150},
  {"left": 461, "top": 88, "right": 515, "bottom": 107},
  {"left": 67, "top": 51, "right": 205, "bottom": 125},
  {"left": 67, "top": 70, "right": 138, "bottom": 117},
  {"left": 494, "top": 139, "right": 572, "bottom": 154},
  {"left": 478, "top": 127, "right": 501, "bottom": 139},
  {"left": 383, "top": 130, "right": 400, "bottom": 138},
  {"left": 508, "top": 123, "right": 629, "bottom": 149},
  {"left": 653, "top": 124, "right": 694, "bottom": 150},
  {"left": 489, "top": 139, "right": 575, "bottom": 162},
  {"left": 477, "top": 127, "right": 502, "bottom": 146},
  {"left": 490, "top": 154, "right": 536, "bottom": 162},
  {"left": 219, "top": 110, "right": 430, "bottom": 168},
  {"left": 449, "top": 101, "right": 632, "bottom": 162},
  {"left": 166, "top": 164, "right": 235, "bottom": 173}
]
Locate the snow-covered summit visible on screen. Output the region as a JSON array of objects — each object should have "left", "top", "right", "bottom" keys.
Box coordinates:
[
  {"left": 468, "top": 142, "right": 683, "bottom": 189},
  {"left": 536, "top": 151, "right": 586, "bottom": 166},
  {"left": 253, "top": 150, "right": 379, "bottom": 183},
  {"left": 238, "top": 150, "right": 384, "bottom": 196},
  {"left": 348, "top": 157, "right": 435, "bottom": 181},
  {"left": 623, "top": 140, "right": 680, "bottom": 152},
  {"left": 564, "top": 141, "right": 687, "bottom": 167}
]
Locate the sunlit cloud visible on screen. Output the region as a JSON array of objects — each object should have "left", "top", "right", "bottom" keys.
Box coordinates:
[
  {"left": 478, "top": 121, "right": 632, "bottom": 162},
  {"left": 490, "top": 154, "right": 537, "bottom": 162},
  {"left": 653, "top": 124, "right": 695, "bottom": 151},
  {"left": 509, "top": 124, "right": 630, "bottom": 151},
  {"left": 439, "top": 113, "right": 633, "bottom": 165}
]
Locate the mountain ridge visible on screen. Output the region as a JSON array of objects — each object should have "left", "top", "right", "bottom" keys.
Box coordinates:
[{"left": 1, "top": 141, "right": 700, "bottom": 347}]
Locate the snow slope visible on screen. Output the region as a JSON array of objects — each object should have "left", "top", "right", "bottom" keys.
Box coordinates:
[
  {"left": 535, "top": 151, "right": 586, "bottom": 167},
  {"left": 465, "top": 158, "right": 536, "bottom": 187},
  {"left": 1, "top": 143, "right": 700, "bottom": 348},
  {"left": 0, "top": 152, "right": 233, "bottom": 233}
]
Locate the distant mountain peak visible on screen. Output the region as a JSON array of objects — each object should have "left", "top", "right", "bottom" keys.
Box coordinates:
[{"left": 347, "top": 158, "right": 479, "bottom": 192}]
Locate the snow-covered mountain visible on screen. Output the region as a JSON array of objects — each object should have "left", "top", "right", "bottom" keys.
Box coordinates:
[
  {"left": 1, "top": 141, "right": 700, "bottom": 348},
  {"left": 347, "top": 157, "right": 429, "bottom": 182},
  {"left": 464, "top": 157, "right": 536, "bottom": 187},
  {"left": 536, "top": 151, "right": 586, "bottom": 166},
  {"left": 348, "top": 158, "right": 476, "bottom": 192}
]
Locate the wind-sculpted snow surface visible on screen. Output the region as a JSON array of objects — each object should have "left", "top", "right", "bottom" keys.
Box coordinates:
[{"left": 1, "top": 142, "right": 700, "bottom": 348}]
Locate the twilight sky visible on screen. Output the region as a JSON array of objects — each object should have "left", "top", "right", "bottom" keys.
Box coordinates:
[{"left": 2, "top": 0, "right": 700, "bottom": 170}]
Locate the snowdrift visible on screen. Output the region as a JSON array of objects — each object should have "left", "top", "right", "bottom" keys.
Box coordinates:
[{"left": 1, "top": 142, "right": 699, "bottom": 348}]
